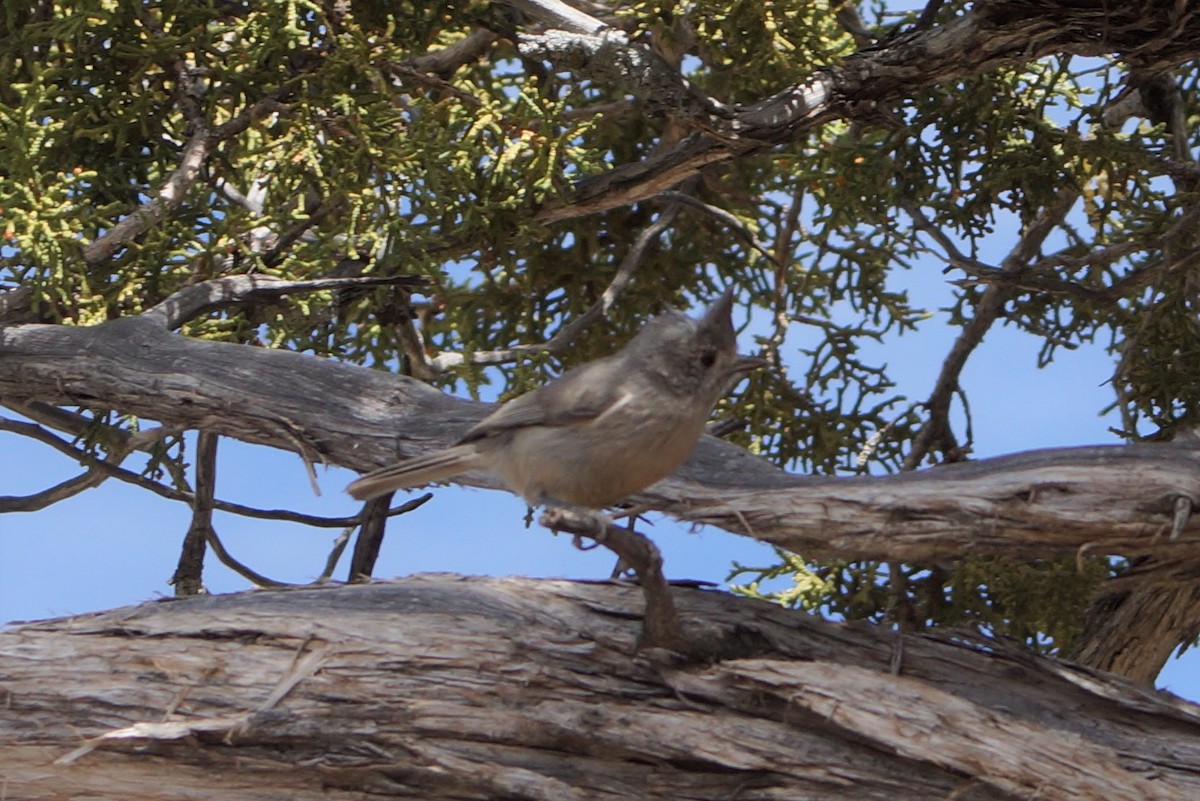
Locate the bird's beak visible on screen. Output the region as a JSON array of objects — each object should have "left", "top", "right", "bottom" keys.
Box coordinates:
[{"left": 729, "top": 354, "right": 767, "bottom": 376}]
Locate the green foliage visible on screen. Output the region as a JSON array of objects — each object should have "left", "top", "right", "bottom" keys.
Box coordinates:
[{"left": 2, "top": 1, "right": 1197, "bottom": 647}]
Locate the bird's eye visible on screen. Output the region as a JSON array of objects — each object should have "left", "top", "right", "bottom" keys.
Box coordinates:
[{"left": 699, "top": 348, "right": 717, "bottom": 368}]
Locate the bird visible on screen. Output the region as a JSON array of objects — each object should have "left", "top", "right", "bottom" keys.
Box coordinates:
[{"left": 347, "top": 289, "right": 763, "bottom": 509}]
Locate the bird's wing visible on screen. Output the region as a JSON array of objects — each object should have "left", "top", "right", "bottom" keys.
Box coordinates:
[{"left": 458, "top": 358, "right": 622, "bottom": 443}]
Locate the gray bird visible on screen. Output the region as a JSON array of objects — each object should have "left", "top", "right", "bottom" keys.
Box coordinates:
[{"left": 346, "top": 290, "right": 762, "bottom": 508}]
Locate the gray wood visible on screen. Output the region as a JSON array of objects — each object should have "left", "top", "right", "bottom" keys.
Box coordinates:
[{"left": 2, "top": 576, "right": 1197, "bottom": 800}]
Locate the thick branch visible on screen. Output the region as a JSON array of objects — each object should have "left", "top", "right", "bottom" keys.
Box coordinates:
[
  {"left": 4, "top": 318, "right": 1200, "bottom": 565},
  {"left": 1070, "top": 564, "right": 1200, "bottom": 684},
  {"left": 2, "top": 576, "right": 1198, "bottom": 800}
]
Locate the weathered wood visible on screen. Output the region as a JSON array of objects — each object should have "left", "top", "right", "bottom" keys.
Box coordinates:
[
  {"left": 1070, "top": 558, "right": 1200, "bottom": 684},
  {"left": 3, "top": 317, "right": 1200, "bottom": 565},
  {"left": 1, "top": 576, "right": 1198, "bottom": 800}
]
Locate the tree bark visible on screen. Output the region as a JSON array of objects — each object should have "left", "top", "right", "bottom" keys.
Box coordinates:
[
  {"left": 1070, "top": 557, "right": 1200, "bottom": 684},
  {"left": 2, "top": 575, "right": 1198, "bottom": 800}
]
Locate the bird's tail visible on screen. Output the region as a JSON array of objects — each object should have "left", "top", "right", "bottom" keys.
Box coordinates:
[{"left": 346, "top": 444, "right": 484, "bottom": 500}]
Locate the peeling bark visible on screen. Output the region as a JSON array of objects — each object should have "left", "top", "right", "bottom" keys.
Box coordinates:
[{"left": 2, "top": 576, "right": 1199, "bottom": 800}]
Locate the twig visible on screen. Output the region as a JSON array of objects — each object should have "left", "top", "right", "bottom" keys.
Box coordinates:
[
  {"left": 170, "top": 432, "right": 218, "bottom": 596},
  {"left": 539, "top": 506, "right": 685, "bottom": 652},
  {"left": 0, "top": 465, "right": 114, "bottom": 512},
  {"left": 204, "top": 526, "right": 293, "bottom": 588},
  {"left": 658, "top": 191, "right": 779, "bottom": 266},
  {"left": 0, "top": 415, "right": 156, "bottom": 512},
  {"left": 903, "top": 189, "right": 1079, "bottom": 469},
  {"left": 318, "top": 527, "right": 355, "bottom": 582},
  {"left": 0, "top": 415, "right": 383, "bottom": 527}
]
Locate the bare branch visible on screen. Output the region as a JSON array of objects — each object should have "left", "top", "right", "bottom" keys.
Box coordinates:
[
  {"left": 203, "top": 525, "right": 294, "bottom": 589},
  {"left": 349, "top": 497, "right": 391, "bottom": 581},
  {"left": 140, "top": 273, "right": 428, "bottom": 330},
  {"left": 502, "top": 0, "right": 608, "bottom": 35},
  {"left": 0, "top": 414, "right": 396, "bottom": 528},
  {"left": 81, "top": 131, "right": 209, "bottom": 266},
  {"left": 539, "top": 505, "right": 721, "bottom": 656},
  {"left": 0, "top": 465, "right": 110, "bottom": 512},
  {"left": 8, "top": 314, "right": 1200, "bottom": 566},
  {"left": 903, "top": 188, "right": 1080, "bottom": 468},
  {"left": 0, "top": 415, "right": 144, "bottom": 512}
]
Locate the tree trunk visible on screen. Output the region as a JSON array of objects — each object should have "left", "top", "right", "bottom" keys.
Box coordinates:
[
  {"left": 1071, "top": 557, "right": 1200, "bottom": 683},
  {"left": 2, "top": 576, "right": 1198, "bottom": 800}
]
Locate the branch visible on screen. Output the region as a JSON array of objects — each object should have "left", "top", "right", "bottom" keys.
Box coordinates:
[
  {"left": 0, "top": 463, "right": 112, "bottom": 512},
  {"left": 658, "top": 191, "right": 779, "bottom": 266},
  {"left": 0, "top": 415, "right": 158, "bottom": 512},
  {"left": 0, "top": 412, "right": 397, "bottom": 528},
  {"left": 81, "top": 131, "right": 209, "bottom": 266},
  {"left": 517, "top": 28, "right": 729, "bottom": 125},
  {"left": 140, "top": 274, "right": 428, "bottom": 330},
  {"left": 540, "top": 506, "right": 684, "bottom": 653},
  {"left": 502, "top": 0, "right": 607, "bottom": 34},
  {"left": 170, "top": 431, "right": 218, "bottom": 596},
  {"left": 902, "top": 188, "right": 1080, "bottom": 468},
  {"left": 4, "top": 319, "right": 1200, "bottom": 565},
  {"left": 1069, "top": 560, "right": 1200, "bottom": 684},
  {"left": 408, "top": 28, "right": 498, "bottom": 73},
  {"left": 348, "top": 493, "right": 434, "bottom": 580},
  {"left": 0, "top": 284, "right": 35, "bottom": 324},
  {"left": 4, "top": 576, "right": 1198, "bottom": 800},
  {"left": 534, "top": 2, "right": 1200, "bottom": 224}
]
